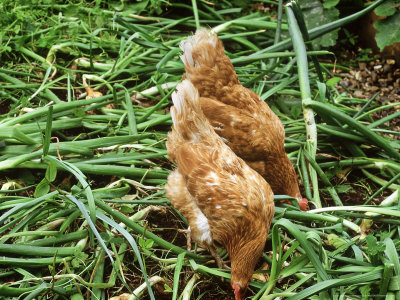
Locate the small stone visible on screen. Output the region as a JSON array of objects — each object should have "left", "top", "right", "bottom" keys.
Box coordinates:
[
  {"left": 383, "top": 64, "right": 392, "bottom": 73},
  {"left": 354, "top": 90, "right": 364, "bottom": 98},
  {"left": 371, "top": 71, "right": 377, "bottom": 82},
  {"left": 340, "top": 80, "right": 350, "bottom": 87},
  {"left": 369, "top": 86, "right": 379, "bottom": 92},
  {"left": 358, "top": 62, "right": 367, "bottom": 70},
  {"left": 355, "top": 71, "right": 362, "bottom": 81}
]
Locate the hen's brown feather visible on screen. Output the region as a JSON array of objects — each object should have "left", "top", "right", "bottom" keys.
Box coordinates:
[
  {"left": 180, "top": 29, "right": 303, "bottom": 202},
  {"left": 165, "top": 80, "right": 274, "bottom": 298}
]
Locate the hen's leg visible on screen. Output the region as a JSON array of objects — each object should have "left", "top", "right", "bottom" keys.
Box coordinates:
[
  {"left": 178, "top": 227, "right": 192, "bottom": 251},
  {"left": 209, "top": 246, "right": 230, "bottom": 270}
]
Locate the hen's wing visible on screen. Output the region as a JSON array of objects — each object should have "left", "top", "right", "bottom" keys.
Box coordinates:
[
  {"left": 200, "top": 96, "right": 284, "bottom": 160},
  {"left": 174, "top": 141, "right": 274, "bottom": 244}
]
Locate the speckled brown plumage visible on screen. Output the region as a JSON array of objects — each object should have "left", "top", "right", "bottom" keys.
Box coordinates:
[
  {"left": 180, "top": 29, "right": 303, "bottom": 204},
  {"left": 165, "top": 80, "right": 274, "bottom": 300}
]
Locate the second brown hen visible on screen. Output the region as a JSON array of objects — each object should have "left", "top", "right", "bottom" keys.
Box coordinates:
[{"left": 180, "top": 29, "right": 308, "bottom": 210}]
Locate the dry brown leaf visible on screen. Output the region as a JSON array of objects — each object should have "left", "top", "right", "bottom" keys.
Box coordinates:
[
  {"left": 85, "top": 86, "right": 103, "bottom": 99},
  {"left": 336, "top": 167, "right": 352, "bottom": 180},
  {"left": 252, "top": 262, "right": 270, "bottom": 282}
]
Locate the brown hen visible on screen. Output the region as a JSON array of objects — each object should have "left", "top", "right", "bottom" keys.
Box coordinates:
[
  {"left": 165, "top": 80, "right": 275, "bottom": 300},
  {"left": 180, "top": 29, "right": 308, "bottom": 210}
]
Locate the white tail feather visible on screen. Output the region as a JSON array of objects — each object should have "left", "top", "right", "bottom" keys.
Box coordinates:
[
  {"left": 179, "top": 28, "right": 218, "bottom": 68},
  {"left": 170, "top": 80, "right": 213, "bottom": 141},
  {"left": 170, "top": 105, "right": 177, "bottom": 126},
  {"left": 171, "top": 80, "right": 199, "bottom": 113},
  {"left": 171, "top": 89, "right": 183, "bottom": 115}
]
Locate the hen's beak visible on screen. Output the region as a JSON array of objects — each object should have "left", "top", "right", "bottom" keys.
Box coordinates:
[{"left": 232, "top": 283, "right": 247, "bottom": 300}]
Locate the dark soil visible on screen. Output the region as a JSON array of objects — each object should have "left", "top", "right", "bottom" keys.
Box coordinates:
[
  {"left": 331, "top": 48, "right": 400, "bottom": 138},
  {"left": 0, "top": 99, "right": 11, "bottom": 115}
]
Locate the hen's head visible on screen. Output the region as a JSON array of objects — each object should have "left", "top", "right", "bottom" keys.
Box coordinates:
[{"left": 225, "top": 219, "right": 268, "bottom": 300}]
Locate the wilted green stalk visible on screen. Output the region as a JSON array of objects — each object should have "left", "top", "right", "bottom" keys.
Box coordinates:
[
  {"left": 286, "top": 2, "right": 320, "bottom": 207},
  {"left": 191, "top": 0, "right": 200, "bottom": 30}
]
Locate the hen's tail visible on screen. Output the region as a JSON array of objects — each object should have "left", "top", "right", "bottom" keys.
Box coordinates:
[
  {"left": 168, "top": 80, "right": 215, "bottom": 155},
  {"left": 180, "top": 29, "right": 239, "bottom": 95}
]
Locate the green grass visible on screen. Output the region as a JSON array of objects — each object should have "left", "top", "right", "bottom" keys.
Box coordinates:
[{"left": 1, "top": 0, "right": 399, "bottom": 299}]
